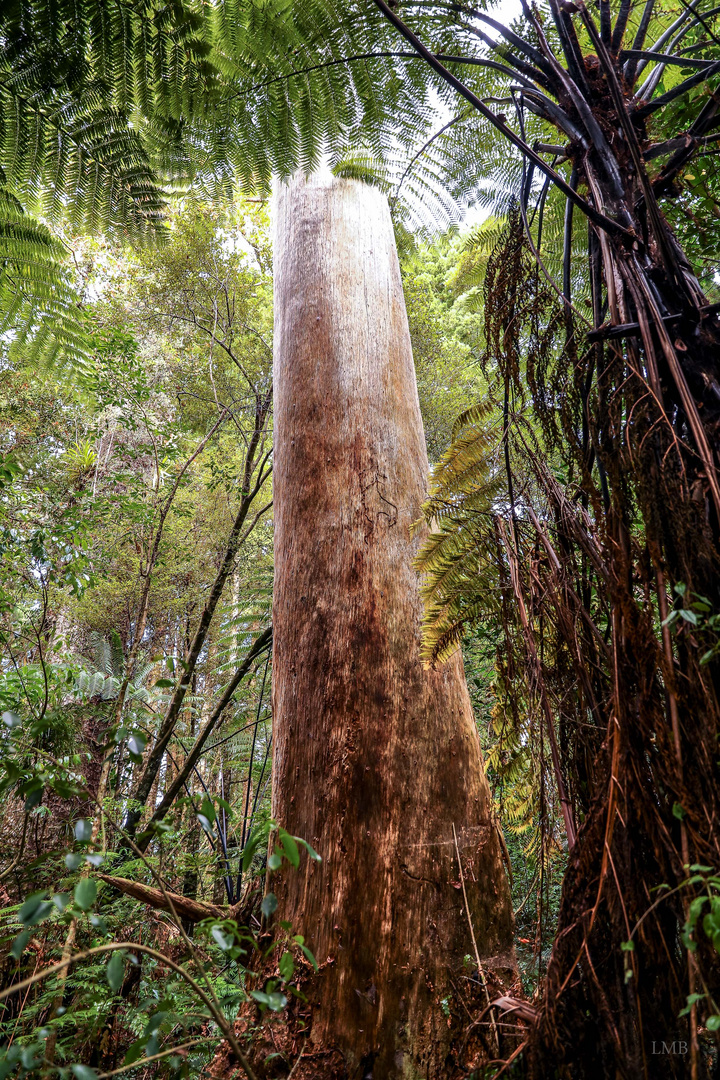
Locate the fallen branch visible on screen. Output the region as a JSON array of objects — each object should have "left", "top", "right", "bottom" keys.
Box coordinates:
[
  {"left": 99, "top": 875, "right": 247, "bottom": 924},
  {"left": 493, "top": 995, "right": 539, "bottom": 1024}
]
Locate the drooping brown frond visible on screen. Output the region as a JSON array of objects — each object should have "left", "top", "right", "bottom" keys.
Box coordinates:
[{"left": 419, "top": 203, "right": 720, "bottom": 1076}]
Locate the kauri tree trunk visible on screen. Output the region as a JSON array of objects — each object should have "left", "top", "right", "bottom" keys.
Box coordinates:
[{"left": 270, "top": 171, "right": 515, "bottom": 1078}]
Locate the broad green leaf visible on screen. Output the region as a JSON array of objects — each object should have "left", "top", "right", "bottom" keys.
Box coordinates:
[
  {"left": 679, "top": 992, "right": 706, "bottom": 1017},
  {"left": 123, "top": 1040, "right": 144, "bottom": 1066},
  {"left": 145, "top": 1011, "right": 169, "bottom": 1035},
  {"left": 71, "top": 1066, "right": 99, "bottom": 1080},
  {"left": 296, "top": 837, "right": 322, "bottom": 862},
  {"left": 20, "top": 1048, "right": 39, "bottom": 1070},
  {"left": 107, "top": 951, "right": 125, "bottom": 991},
  {"left": 74, "top": 819, "right": 93, "bottom": 843},
  {"left": 300, "top": 944, "right": 319, "bottom": 971},
  {"left": 241, "top": 824, "right": 267, "bottom": 873},
  {"left": 250, "top": 989, "right": 287, "bottom": 1012},
  {"left": 145, "top": 1035, "right": 160, "bottom": 1058},
  {"left": 74, "top": 877, "right": 97, "bottom": 911},
  {"left": 10, "top": 930, "right": 32, "bottom": 959},
  {"left": 278, "top": 830, "right": 299, "bottom": 868},
  {"left": 266, "top": 992, "right": 287, "bottom": 1011},
  {"left": 688, "top": 896, "right": 707, "bottom": 924},
  {"left": 211, "top": 927, "right": 234, "bottom": 951},
  {"left": 261, "top": 892, "right": 278, "bottom": 918},
  {"left": 128, "top": 733, "right": 146, "bottom": 757},
  {"left": 278, "top": 951, "right": 295, "bottom": 981},
  {"left": 241, "top": 837, "right": 260, "bottom": 873},
  {"left": 19, "top": 892, "right": 52, "bottom": 926},
  {"left": 24, "top": 783, "right": 43, "bottom": 811}
]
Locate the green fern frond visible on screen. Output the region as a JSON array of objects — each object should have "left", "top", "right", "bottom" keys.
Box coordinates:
[{"left": 331, "top": 153, "right": 391, "bottom": 192}]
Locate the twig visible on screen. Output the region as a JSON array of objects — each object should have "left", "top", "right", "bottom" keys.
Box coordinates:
[
  {"left": 452, "top": 823, "right": 499, "bottom": 1054},
  {"left": 0, "top": 944, "right": 258, "bottom": 1080},
  {"left": 487, "top": 1038, "right": 529, "bottom": 1078},
  {"left": 95, "top": 1037, "right": 213, "bottom": 1078},
  {"left": 29, "top": 748, "right": 257, "bottom": 1080},
  {"left": 286, "top": 1042, "right": 306, "bottom": 1079}
]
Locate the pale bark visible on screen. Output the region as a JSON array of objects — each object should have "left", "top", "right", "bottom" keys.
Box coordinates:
[{"left": 271, "top": 172, "right": 515, "bottom": 1077}]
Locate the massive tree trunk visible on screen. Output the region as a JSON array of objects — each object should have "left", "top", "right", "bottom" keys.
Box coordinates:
[{"left": 270, "top": 171, "right": 515, "bottom": 1079}]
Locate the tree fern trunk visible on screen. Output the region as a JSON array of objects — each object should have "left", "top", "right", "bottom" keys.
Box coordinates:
[{"left": 271, "top": 171, "right": 515, "bottom": 1078}]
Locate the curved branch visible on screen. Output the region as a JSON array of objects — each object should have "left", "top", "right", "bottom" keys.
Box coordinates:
[
  {"left": 521, "top": 89, "right": 588, "bottom": 145},
  {"left": 624, "top": 0, "right": 657, "bottom": 83},
  {"left": 0, "top": 943, "right": 257, "bottom": 1080},
  {"left": 645, "top": 130, "right": 720, "bottom": 160},
  {"left": 636, "top": 60, "right": 720, "bottom": 117},
  {"left": 610, "top": 0, "right": 632, "bottom": 53},
  {"left": 437, "top": 53, "right": 555, "bottom": 94},
  {"left": 579, "top": 5, "right": 685, "bottom": 286},
  {"left": 548, "top": 0, "right": 591, "bottom": 93},
  {"left": 391, "top": 110, "right": 470, "bottom": 206},
  {"left": 653, "top": 92, "right": 720, "bottom": 190},
  {"left": 371, "top": 0, "right": 633, "bottom": 238},
  {"left": 600, "top": 0, "right": 612, "bottom": 44},
  {"left": 621, "top": 47, "right": 717, "bottom": 67},
  {"left": 636, "top": 0, "right": 706, "bottom": 76},
  {"left": 530, "top": 4, "right": 625, "bottom": 201},
  {"left": 230, "top": 50, "right": 420, "bottom": 96},
  {"left": 406, "top": 6, "right": 556, "bottom": 90},
  {"left": 406, "top": 0, "right": 557, "bottom": 80}
]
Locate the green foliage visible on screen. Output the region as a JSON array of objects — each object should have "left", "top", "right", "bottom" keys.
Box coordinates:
[
  {"left": 0, "top": 0, "right": 220, "bottom": 364},
  {"left": 0, "top": 198, "right": 288, "bottom": 1077},
  {"left": 663, "top": 583, "right": 720, "bottom": 666},
  {"left": 332, "top": 152, "right": 391, "bottom": 192},
  {"left": 414, "top": 399, "right": 501, "bottom": 664},
  {"left": 400, "top": 235, "right": 486, "bottom": 460},
  {"left": 0, "top": 0, "right": 449, "bottom": 367},
  {"left": 1, "top": 0, "right": 215, "bottom": 234},
  {"left": 7, "top": 0, "right": 720, "bottom": 1057}
]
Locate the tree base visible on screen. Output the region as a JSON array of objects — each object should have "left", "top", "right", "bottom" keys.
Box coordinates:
[{"left": 211, "top": 954, "right": 520, "bottom": 1080}]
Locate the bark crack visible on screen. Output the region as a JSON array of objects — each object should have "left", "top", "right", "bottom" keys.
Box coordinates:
[{"left": 399, "top": 862, "right": 438, "bottom": 887}]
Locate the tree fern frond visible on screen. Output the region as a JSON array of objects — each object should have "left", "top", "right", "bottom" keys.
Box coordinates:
[{"left": 332, "top": 152, "right": 391, "bottom": 192}]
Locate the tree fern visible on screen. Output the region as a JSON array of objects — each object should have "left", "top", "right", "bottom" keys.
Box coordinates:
[
  {"left": 415, "top": 398, "right": 501, "bottom": 664},
  {"left": 1, "top": 0, "right": 449, "bottom": 361},
  {"left": 0, "top": 0, "right": 219, "bottom": 361}
]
